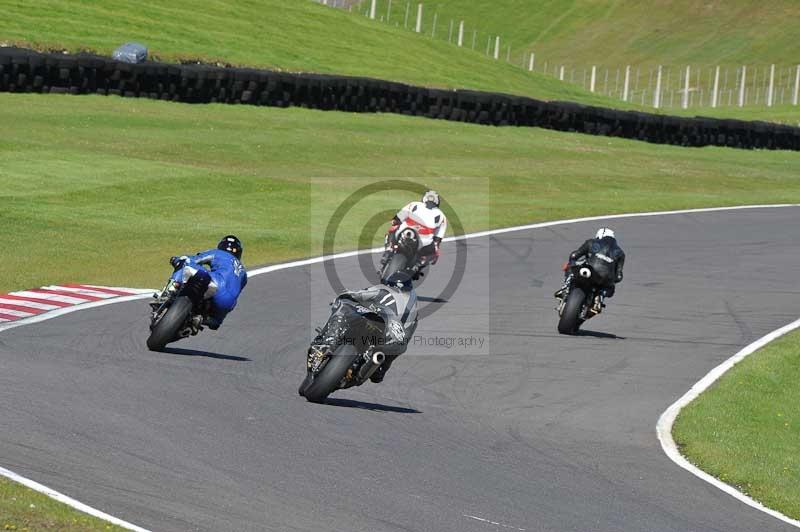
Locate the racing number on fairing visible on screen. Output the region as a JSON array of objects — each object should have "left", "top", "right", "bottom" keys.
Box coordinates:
[{"left": 233, "top": 258, "right": 244, "bottom": 278}]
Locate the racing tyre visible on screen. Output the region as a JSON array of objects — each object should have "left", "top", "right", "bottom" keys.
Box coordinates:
[
  {"left": 147, "top": 296, "right": 192, "bottom": 351},
  {"left": 557, "top": 287, "right": 585, "bottom": 335},
  {"left": 298, "top": 371, "right": 313, "bottom": 397},
  {"left": 303, "top": 344, "right": 359, "bottom": 403},
  {"left": 381, "top": 252, "right": 409, "bottom": 279}
]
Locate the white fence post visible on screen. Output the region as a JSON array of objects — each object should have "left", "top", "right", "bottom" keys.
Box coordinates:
[
  {"left": 681, "top": 65, "right": 690, "bottom": 109},
  {"left": 386, "top": 0, "right": 392, "bottom": 21},
  {"left": 738, "top": 66, "right": 747, "bottom": 107},
  {"left": 369, "top": 0, "right": 376, "bottom": 19},
  {"left": 431, "top": 12, "right": 437, "bottom": 38},
  {"left": 794, "top": 65, "right": 800, "bottom": 106},
  {"left": 415, "top": 3, "right": 423, "bottom": 33},
  {"left": 494, "top": 36, "right": 500, "bottom": 60},
  {"left": 654, "top": 65, "right": 662, "bottom": 108},
  {"left": 404, "top": 2, "right": 409, "bottom": 28},
  {"left": 559, "top": 65, "right": 565, "bottom": 81},
  {"left": 711, "top": 65, "right": 720, "bottom": 108},
  {"left": 767, "top": 64, "right": 775, "bottom": 107},
  {"left": 528, "top": 53, "right": 535, "bottom": 72},
  {"left": 590, "top": 66, "right": 596, "bottom": 92},
  {"left": 457, "top": 20, "right": 464, "bottom": 47},
  {"left": 622, "top": 65, "right": 630, "bottom": 102}
]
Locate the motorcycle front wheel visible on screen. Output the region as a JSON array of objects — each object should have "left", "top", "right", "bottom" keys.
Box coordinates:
[
  {"left": 302, "top": 344, "right": 359, "bottom": 403},
  {"left": 147, "top": 296, "right": 193, "bottom": 351},
  {"left": 557, "top": 286, "right": 586, "bottom": 335}
]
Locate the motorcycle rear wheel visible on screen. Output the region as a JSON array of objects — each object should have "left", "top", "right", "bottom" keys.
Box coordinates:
[
  {"left": 557, "top": 286, "right": 586, "bottom": 335},
  {"left": 381, "top": 252, "right": 409, "bottom": 279},
  {"left": 147, "top": 296, "right": 193, "bottom": 351},
  {"left": 303, "top": 344, "right": 359, "bottom": 403}
]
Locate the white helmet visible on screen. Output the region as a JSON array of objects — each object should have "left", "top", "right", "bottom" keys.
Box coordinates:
[
  {"left": 422, "top": 190, "right": 440, "bottom": 208},
  {"left": 595, "top": 227, "right": 615, "bottom": 239}
]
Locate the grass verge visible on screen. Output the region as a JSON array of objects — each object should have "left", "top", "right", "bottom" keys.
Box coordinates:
[
  {"left": 673, "top": 329, "right": 800, "bottom": 519},
  {"left": 0, "top": 475, "right": 127, "bottom": 531},
  {"left": 1, "top": 92, "right": 799, "bottom": 292}
]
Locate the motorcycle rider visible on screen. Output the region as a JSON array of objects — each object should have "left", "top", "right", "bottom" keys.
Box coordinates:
[
  {"left": 310, "top": 271, "right": 418, "bottom": 384},
  {"left": 383, "top": 190, "right": 447, "bottom": 278},
  {"left": 168, "top": 235, "right": 248, "bottom": 330},
  {"left": 554, "top": 227, "right": 625, "bottom": 308}
]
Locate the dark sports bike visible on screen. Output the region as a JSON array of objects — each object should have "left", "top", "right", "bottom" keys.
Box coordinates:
[
  {"left": 299, "top": 298, "right": 389, "bottom": 403},
  {"left": 556, "top": 259, "right": 607, "bottom": 335}
]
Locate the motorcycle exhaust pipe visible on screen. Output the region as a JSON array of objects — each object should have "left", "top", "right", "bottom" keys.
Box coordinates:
[
  {"left": 358, "top": 351, "right": 386, "bottom": 381},
  {"left": 579, "top": 267, "right": 592, "bottom": 279}
]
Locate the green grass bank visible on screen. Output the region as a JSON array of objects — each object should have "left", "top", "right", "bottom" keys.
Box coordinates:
[
  {"left": 0, "top": 476, "right": 127, "bottom": 531},
  {"left": 2, "top": 92, "right": 799, "bottom": 292},
  {"left": 674, "top": 329, "right": 800, "bottom": 519}
]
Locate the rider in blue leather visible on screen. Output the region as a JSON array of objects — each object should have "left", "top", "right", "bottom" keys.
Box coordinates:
[{"left": 170, "top": 235, "right": 248, "bottom": 330}]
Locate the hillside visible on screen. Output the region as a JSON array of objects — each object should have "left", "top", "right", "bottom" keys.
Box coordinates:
[
  {"left": 1, "top": 0, "right": 798, "bottom": 123},
  {"left": 368, "top": 0, "right": 800, "bottom": 67},
  {"left": 0, "top": 0, "right": 615, "bottom": 106}
]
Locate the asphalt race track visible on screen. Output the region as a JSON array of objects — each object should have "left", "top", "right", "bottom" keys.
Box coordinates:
[{"left": 1, "top": 207, "right": 799, "bottom": 532}]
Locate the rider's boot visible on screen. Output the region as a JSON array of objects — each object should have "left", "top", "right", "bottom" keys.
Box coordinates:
[
  {"left": 554, "top": 274, "right": 573, "bottom": 299},
  {"left": 411, "top": 258, "right": 429, "bottom": 281},
  {"left": 591, "top": 294, "right": 605, "bottom": 314},
  {"left": 202, "top": 315, "right": 221, "bottom": 330}
]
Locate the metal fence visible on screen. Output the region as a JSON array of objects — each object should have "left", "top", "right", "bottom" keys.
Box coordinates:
[{"left": 315, "top": 0, "right": 800, "bottom": 111}]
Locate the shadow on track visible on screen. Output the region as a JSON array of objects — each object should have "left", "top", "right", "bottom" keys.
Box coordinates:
[
  {"left": 417, "top": 296, "right": 448, "bottom": 304},
  {"left": 576, "top": 329, "right": 625, "bottom": 340},
  {"left": 162, "top": 347, "right": 251, "bottom": 362},
  {"left": 322, "top": 397, "right": 421, "bottom": 414}
]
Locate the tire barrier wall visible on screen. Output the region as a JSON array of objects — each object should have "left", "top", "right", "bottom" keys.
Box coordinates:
[{"left": 1, "top": 47, "right": 798, "bottom": 151}]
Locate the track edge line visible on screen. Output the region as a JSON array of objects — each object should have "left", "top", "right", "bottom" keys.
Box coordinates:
[
  {"left": 0, "top": 466, "right": 151, "bottom": 531},
  {"left": 656, "top": 318, "right": 800, "bottom": 529}
]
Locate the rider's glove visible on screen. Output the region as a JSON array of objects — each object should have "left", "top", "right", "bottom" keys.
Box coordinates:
[
  {"left": 170, "top": 255, "right": 188, "bottom": 270},
  {"left": 561, "top": 261, "right": 570, "bottom": 272},
  {"left": 385, "top": 320, "right": 405, "bottom": 346}
]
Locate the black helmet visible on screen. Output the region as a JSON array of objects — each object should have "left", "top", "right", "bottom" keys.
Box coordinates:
[
  {"left": 217, "top": 235, "right": 243, "bottom": 260},
  {"left": 382, "top": 271, "right": 413, "bottom": 292},
  {"left": 422, "top": 190, "right": 440, "bottom": 208}
]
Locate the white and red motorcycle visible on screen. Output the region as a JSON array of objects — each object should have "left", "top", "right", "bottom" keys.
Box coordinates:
[{"left": 379, "top": 209, "right": 439, "bottom": 280}]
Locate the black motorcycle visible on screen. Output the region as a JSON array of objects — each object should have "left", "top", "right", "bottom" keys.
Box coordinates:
[
  {"left": 299, "top": 298, "right": 389, "bottom": 403},
  {"left": 556, "top": 259, "right": 607, "bottom": 335},
  {"left": 146, "top": 266, "right": 210, "bottom": 351},
  {"left": 379, "top": 226, "right": 425, "bottom": 280}
]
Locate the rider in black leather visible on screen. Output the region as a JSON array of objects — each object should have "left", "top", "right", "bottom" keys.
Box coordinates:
[{"left": 555, "top": 227, "right": 625, "bottom": 299}]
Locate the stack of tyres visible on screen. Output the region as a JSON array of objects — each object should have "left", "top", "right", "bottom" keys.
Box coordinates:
[{"left": 1, "top": 46, "right": 798, "bottom": 151}]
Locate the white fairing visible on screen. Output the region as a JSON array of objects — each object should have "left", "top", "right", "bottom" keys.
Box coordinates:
[{"left": 395, "top": 201, "right": 447, "bottom": 247}]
